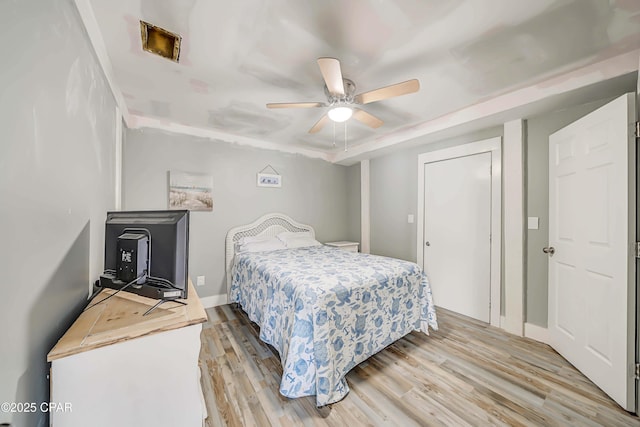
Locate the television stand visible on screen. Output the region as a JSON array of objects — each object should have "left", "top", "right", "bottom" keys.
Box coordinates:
[
  {"left": 47, "top": 279, "right": 207, "bottom": 426},
  {"left": 143, "top": 298, "right": 187, "bottom": 316}
]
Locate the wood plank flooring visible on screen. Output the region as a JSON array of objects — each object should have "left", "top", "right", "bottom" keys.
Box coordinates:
[{"left": 199, "top": 305, "right": 640, "bottom": 426}]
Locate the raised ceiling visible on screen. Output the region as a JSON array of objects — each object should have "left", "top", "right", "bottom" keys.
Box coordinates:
[{"left": 81, "top": 0, "right": 640, "bottom": 162}]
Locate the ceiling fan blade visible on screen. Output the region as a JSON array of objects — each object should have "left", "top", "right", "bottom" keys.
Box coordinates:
[
  {"left": 308, "top": 114, "right": 330, "bottom": 134},
  {"left": 353, "top": 108, "right": 383, "bottom": 129},
  {"left": 355, "top": 79, "right": 420, "bottom": 104},
  {"left": 317, "top": 57, "right": 345, "bottom": 96},
  {"left": 266, "top": 102, "right": 324, "bottom": 109}
]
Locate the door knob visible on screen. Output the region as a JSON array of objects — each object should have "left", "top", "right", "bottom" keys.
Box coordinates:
[
  {"left": 425, "top": 241, "right": 431, "bottom": 247},
  {"left": 543, "top": 246, "right": 555, "bottom": 255}
]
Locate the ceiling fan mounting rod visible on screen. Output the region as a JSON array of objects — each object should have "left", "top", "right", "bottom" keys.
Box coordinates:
[{"left": 329, "top": 95, "right": 354, "bottom": 106}]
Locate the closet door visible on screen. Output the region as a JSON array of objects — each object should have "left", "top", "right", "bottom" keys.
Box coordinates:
[{"left": 423, "top": 152, "right": 492, "bottom": 323}]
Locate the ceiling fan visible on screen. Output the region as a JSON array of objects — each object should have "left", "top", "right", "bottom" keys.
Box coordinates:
[{"left": 266, "top": 57, "right": 420, "bottom": 134}]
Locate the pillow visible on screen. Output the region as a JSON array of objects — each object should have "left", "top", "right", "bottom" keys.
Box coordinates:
[
  {"left": 236, "top": 236, "right": 286, "bottom": 253},
  {"left": 281, "top": 235, "right": 322, "bottom": 249},
  {"left": 238, "top": 235, "right": 273, "bottom": 245},
  {"left": 276, "top": 231, "right": 312, "bottom": 244}
]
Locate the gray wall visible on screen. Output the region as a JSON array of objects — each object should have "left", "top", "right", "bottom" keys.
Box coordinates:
[
  {"left": 370, "top": 127, "right": 504, "bottom": 262},
  {"left": 525, "top": 97, "right": 614, "bottom": 327},
  {"left": 368, "top": 96, "right": 625, "bottom": 329},
  {"left": 0, "top": 1, "right": 117, "bottom": 426},
  {"left": 123, "top": 128, "right": 351, "bottom": 298}
]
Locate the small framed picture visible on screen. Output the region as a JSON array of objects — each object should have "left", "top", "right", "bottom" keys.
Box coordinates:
[{"left": 257, "top": 173, "right": 282, "bottom": 188}]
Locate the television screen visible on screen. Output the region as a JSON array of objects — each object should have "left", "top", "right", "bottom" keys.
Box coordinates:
[{"left": 101, "top": 210, "right": 189, "bottom": 299}]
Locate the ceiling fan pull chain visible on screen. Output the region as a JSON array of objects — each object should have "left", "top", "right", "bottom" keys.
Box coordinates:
[
  {"left": 344, "top": 122, "right": 348, "bottom": 152},
  {"left": 333, "top": 122, "right": 336, "bottom": 148}
]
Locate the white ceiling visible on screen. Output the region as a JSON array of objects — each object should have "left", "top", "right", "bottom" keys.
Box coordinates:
[{"left": 81, "top": 0, "right": 640, "bottom": 163}]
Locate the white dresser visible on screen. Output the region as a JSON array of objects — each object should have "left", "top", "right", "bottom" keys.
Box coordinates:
[
  {"left": 47, "top": 280, "right": 207, "bottom": 427},
  {"left": 325, "top": 241, "right": 360, "bottom": 252}
]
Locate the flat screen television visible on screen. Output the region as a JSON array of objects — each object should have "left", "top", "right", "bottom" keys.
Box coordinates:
[{"left": 100, "top": 210, "right": 189, "bottom": 300}]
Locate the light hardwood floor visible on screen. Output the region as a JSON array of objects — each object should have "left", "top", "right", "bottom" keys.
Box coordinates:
[{"left": 199, "top": 305, "right": 640, "bottom": 427}]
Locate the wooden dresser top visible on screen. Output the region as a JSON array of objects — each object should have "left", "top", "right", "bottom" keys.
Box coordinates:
[{"left": 47, "top": 279, "right": 207, "bottom": 361}]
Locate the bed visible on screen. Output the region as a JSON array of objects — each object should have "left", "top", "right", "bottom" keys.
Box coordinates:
[{"left": 225, "top": 213, "right": 438, "bottom": 406}]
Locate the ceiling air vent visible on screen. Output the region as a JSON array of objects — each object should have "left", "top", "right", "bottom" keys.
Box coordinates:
[{"left": 140, "top": 20, "right": 181, "bottom": 62}]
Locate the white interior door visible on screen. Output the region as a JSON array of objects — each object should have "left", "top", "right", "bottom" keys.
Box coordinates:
[
  {"left": 424, "top": 152, "right": 492, "bottom": 323},
  {"left": 548, "top": 92, "right": 636, "bottom": 411}
]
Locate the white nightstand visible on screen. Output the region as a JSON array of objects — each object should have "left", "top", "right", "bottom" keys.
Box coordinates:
[{"left": 325, "top": 241, "right": 360, "bottom": 252}]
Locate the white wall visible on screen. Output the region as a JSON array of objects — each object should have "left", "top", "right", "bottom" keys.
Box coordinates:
[
  {"left": 503, "top": 119, "right": 525, "bottom": 335},
  {"left": 346, "top": 163, "right": 361, "bottom": 244},
  {"left": 0, "top": 1, "right": 117, "bottom": 426},
  {"left": 122, "top": 128, "right": 351, "bottom": 300}
]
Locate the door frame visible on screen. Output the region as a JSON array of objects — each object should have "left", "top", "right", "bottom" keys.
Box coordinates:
[
  {"left": 417, "top": 137, "right": 502, "bottom": 326},
  {"left": 630, "top": 56, "right": 640, "bottom": 414}
]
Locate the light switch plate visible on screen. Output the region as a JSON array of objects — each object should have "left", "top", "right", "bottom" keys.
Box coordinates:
[
  {"left": 528, "top": 217, "right": 539, "bottom": 230},
  {"left": 407, "top": 214, "right": 414, "bottom": 224},
  {"left": 197, "top": 276, "right": 205, "bottom": 286}
]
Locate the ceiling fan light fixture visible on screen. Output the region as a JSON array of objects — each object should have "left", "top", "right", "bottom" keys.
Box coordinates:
[{"left": 328, "top": 106, "right": 353, "bottom": 123}]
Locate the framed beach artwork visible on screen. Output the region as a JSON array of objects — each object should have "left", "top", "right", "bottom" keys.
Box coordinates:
[{"left": 169, "top": 171, "right": 213, "bottom": 211}]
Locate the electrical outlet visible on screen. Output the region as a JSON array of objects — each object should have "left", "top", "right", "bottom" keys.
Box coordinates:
[{"left": 197, "top": 276, "right": 205, "bottom": 286}]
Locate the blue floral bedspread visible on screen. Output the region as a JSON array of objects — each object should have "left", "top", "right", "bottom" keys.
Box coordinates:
[{"left": 230, "top": 245, "right": 438, "bottom": 406}]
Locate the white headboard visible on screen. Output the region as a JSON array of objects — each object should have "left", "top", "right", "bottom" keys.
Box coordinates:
[{"left": 225, "top": 213, "right": 315, "bottom": 299}]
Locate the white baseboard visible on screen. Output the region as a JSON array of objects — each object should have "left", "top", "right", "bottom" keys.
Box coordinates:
[
  {"left": 199, "top": 294, "right": 228, "bottom": 309},
  {"left": 524, "top": 322, "right": 549, "bottom": 344}
]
